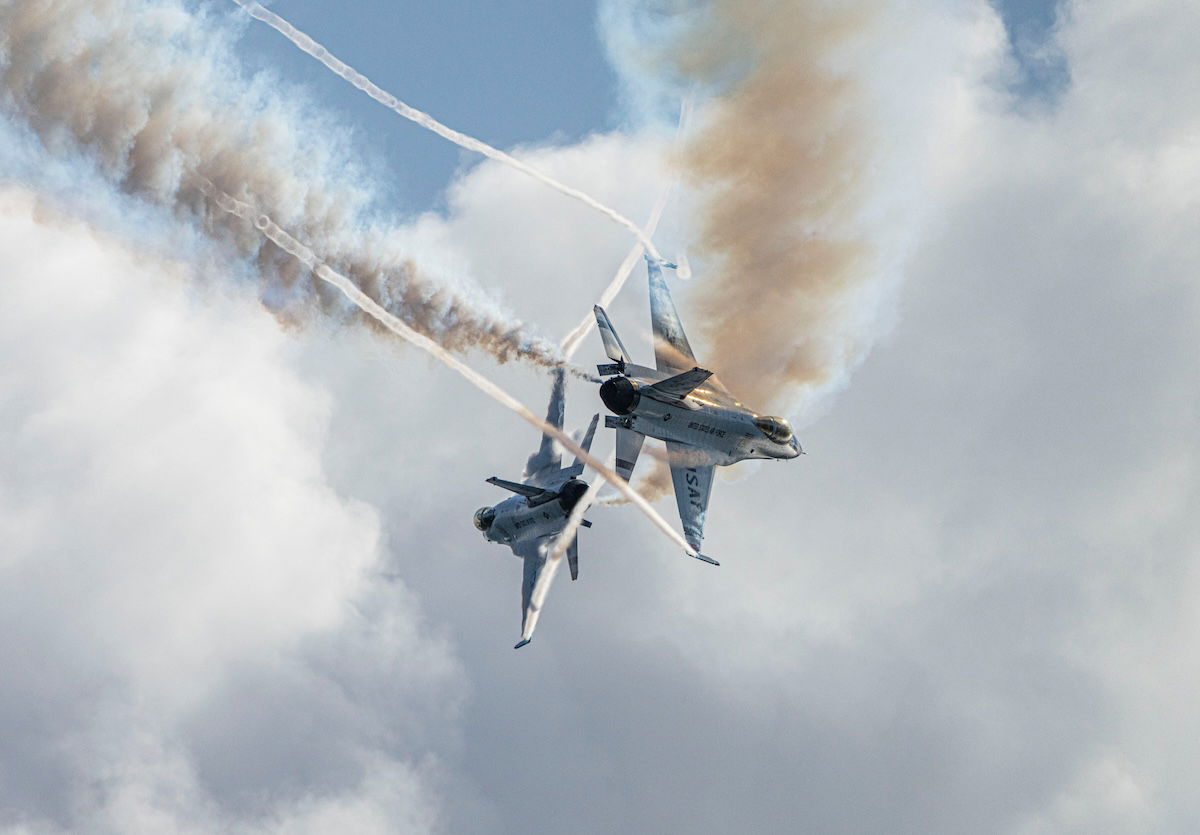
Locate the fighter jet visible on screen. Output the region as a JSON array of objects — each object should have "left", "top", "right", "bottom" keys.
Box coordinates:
[
  {"left": 593, "top": 256, "right": 802, "bottom": 563},
  {"left": 472, "top": 369, "right": 599, "bottom": 649}
]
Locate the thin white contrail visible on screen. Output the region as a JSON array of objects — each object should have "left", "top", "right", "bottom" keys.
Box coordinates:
[
  {"left": 201, "top": 183, "right": 697, "bottom": 557},
  {"left": 522, "top": 454, "right": 612, "bottom": 642},
  {"left": 231, "top": 0, "right": 662, "bottom": 262},
  {"left": 558, "top": 188, "right": 670, "bottom": 359},
  {"left": 559, "top": 96, "right": 692, "bottom": 359}
]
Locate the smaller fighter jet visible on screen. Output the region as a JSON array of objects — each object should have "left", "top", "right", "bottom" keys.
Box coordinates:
[
  {"left": 473, "top": 370, "right": 599, "bottom": 649},
  {"left": 593, "top": 256, "right": 802, "bottom": 563}
]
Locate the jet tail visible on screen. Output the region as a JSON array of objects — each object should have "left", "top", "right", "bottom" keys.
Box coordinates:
[
  {"left": 565, "top": 413, "right": 599, "bottom": 477},
  {"left": 593, "top": 305, "right": 632, "bottom": 365},
  {"left": 524, "top": 368, "right": 566, "bottom": 479},
  {"left": 644, "top": 253, "right": 678, "bottom": 270}
]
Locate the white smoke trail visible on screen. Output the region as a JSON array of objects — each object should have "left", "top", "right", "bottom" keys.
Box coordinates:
[
  {"left": 232, "top": 0, "right": 663, "bottom": 263},
  {"left": 0, "top": 0, "right": 571, "bottom": 369},
  {"left": 558, "top": 189, "right": 670, "bottom": 359},
  {"left": 206, "top": 184, "right": 699, "bottom": 559},
  {"left": 522, "top": 455, "right": 613, "bottom": 644}
]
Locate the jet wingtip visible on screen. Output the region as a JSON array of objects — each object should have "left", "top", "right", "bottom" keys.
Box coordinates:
[
  {"left": 643, "top": 253, "right": 677, "bottom": 270},
  {"left": 691, "top": 552, "right": 720, "bottom": 567},
  {"left": 514, "top": 637, "right": 532, "bottom": 649}
]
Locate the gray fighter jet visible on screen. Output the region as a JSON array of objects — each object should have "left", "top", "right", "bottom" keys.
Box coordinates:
[
  {"left": 593, "top": 257, "right": 802, "bottom": 564},
  {"left": 473, "top": 370, "right": 599, "bottom": 649}
]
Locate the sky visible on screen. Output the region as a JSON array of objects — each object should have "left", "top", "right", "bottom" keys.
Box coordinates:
[
  {"left": 233, "top": 0, "right": 623, "bottom": 213},
  {"left": 1, "top": 1, "right": 1198, "bottom": 833}
]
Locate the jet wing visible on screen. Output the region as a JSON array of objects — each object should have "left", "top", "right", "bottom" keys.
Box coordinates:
[
  {"left": 647, "top": 367, "right": 712, "bottom": 401},
  {"left": 524, "top": 369, "right": 566, "bottom": 485},
  {"left": 666, "top": 441, "right": 715, "bottom": 554},
  {"left": 647, "top": 258, "right": 697, "bottom": 373},
  {"left": 645, "top": 259, "right": 738, "bottom": 406},
  {"left": 515, "top": 535, "right": 562, "bottom": 649},
  {"left": 486, "top": 477, "right": 557, "bottom": 507}
]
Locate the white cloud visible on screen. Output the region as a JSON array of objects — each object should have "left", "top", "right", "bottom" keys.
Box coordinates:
[
  {"left": 3, "top": 0, "right": 1199, "bottom": 832},
  {"left": 306, "top": 1, "right": 1198, "bottom": 831},
  {"left": 0, "top": 188, "right": 460, "bottom": 831}
]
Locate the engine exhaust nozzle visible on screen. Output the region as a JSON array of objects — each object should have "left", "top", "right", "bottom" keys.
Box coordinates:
[{"left": 599, "top": 376, "right": 640, "bottom": 415}]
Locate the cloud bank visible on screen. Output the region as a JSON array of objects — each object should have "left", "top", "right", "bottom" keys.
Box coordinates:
[
  {"left": 2, "top": 0, "right": 1198, "bottom": 833},
  {"left": 0, "top": 186, "right": 463, "bottom": 832}
]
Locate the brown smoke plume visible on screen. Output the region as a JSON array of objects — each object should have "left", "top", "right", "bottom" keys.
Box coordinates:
[
  {"left": 0, "top": 0, "right": 562, "bottom": 367},
  {"left": 631, "top": 457, "right": 675, "bottom": 502},
  {"left": 596, "top": 448, "right": 674, "bottom": 506},
  {"left": 671, "top": 1, "right": 880, "bottom": 414}
]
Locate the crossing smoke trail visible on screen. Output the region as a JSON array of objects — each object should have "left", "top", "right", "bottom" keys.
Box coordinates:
[
  {"left": 606, "top": 0, "right": 887, "bottom": 416},
  {"left": 522, "top": 454, "right": 614, "bottom": 644},
  {"left": 557, "top": 99, "right": 691, "bottom": 502},
  {"left": 207, "top": 184, "right": 703, "bottom": 561},
  {"left": 558, "top": 188, "right": 671, "bottom": 359},
  {"left": 558, "top": 96, "right": 692, "bottom": 360},
  {"left": 0, "top": 0, "right": 563, "bottom": 369},
  {"left": 233, "top": 0, "right": 664, "bottom": 264}
]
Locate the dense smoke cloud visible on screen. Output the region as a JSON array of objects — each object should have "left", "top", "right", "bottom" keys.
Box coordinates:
[
  {"left": 679, "top": 0, "right": 878, "bottom": 414},
  {"left": 0, "top": 0, "right": 561, "bottom": 367}
]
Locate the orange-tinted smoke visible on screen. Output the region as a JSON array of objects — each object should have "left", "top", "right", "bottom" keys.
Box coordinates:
[{"left": 675, "top": 1, "right": 879, "bottom": 414}]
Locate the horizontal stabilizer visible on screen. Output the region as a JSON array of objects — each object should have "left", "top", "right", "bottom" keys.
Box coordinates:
[
  {"left": 487, "top": 477, "right": 556, "bottom": 506},
  {"left": 594, "top": 306, "right": 632, "bottom": 364},
  {"left": 691, "top": 552, "right": 720, "bottom": 566},
  {"left": 614, "top": 427, "right": 646, "bottom": 482},
  {"left": 648, "top": 367, "right": 712, "bottom": 401}
]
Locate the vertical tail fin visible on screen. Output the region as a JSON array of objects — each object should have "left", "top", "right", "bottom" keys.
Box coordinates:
[
  {"left": 566, "top": 413, "right": 600, "bottom": 477},
  {"left": 524, "top": 369, "right": 566, "bottom": 479},
  {"left": 593, "top": 305, "right": 632, "bottom": 365}
]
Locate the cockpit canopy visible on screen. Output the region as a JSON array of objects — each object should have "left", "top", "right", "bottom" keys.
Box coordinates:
[
  {"left": 753, "top": 415, "right": 794, "bottom": 443},
  {"left": 473, "top": 506, "right": 496, "bottom": 531}
]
